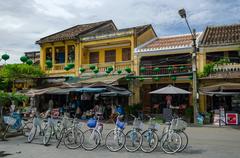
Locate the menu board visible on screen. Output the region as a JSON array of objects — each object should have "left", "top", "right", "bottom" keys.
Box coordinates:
[{"left": 213, "top": 108, "right": 226, "bottom": 126}]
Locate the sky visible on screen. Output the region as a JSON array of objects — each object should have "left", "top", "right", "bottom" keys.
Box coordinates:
[{"left": 0, "top": 0, "right": 239, "bottom": 64}]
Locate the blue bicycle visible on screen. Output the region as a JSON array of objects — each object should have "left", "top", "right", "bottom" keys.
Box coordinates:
[{"left": 3, "top": 112, "right": 32, "bottom": 139}]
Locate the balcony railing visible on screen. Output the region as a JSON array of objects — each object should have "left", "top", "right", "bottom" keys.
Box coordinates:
[
  {"left": 213, "top": 63, "right": 240, "bottom": 72},
  {"left": 81, "top": 61, "right": 133, "bottom": 74},
  {"left": 44, "top": 63, "right": 75, "bottom": 74},
  {"left": 140, "top": 64, "right": 192, "bottom": 75}
]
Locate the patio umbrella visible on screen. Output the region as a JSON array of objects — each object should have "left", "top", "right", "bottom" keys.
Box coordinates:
[{"left": 149, "top": 84, "right": 191, "bottom": 94}]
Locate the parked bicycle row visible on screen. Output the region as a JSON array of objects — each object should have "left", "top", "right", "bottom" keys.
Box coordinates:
[{"left": 3, "top": 111, "right": 188, "bottom": 154}]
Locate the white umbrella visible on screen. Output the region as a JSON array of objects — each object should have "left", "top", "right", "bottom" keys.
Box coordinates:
[{"left": 149, "top": 85, "right": 191, "bottom": 94}]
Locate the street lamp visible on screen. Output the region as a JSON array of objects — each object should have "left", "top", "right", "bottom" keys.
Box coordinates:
[{"left": 178, "top": 8, "right": 198, "bottom": 124}]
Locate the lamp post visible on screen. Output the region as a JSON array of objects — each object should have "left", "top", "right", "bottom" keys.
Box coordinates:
[{"left": 178, "top": 8, "right": 198, "bottom": 124}]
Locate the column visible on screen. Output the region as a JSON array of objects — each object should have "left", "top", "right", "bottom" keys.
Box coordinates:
[
  {"left": 40, "top": 46, "right": 45, "bottom": 71},
  {"left": 52, "top": 46, "right": 55, "bottom": 70},
  {"left": 131, "top": 36, "right": 135, "bottom": 73},
  {"left": 75, "top": 43, "right": 80, "bottom": 76},
  {"left": 65, "top": 45, "right": 68, "bottom": 64}
]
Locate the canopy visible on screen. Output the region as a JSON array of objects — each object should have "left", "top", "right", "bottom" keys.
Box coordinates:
[
  {"left": 149, "top": 85, "right": 191, "bottom": 94},
  {"left": 71, "top": 87, "right": 106, "bottom": 93},
  {"left": 200, "top": 83, "right": 240, "bottom": 93},
  {"left": 100, "top": 90, "right": 132, "bottom": 97}
]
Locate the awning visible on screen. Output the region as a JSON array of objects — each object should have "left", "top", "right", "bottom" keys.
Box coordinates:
[
  {"left": 20, "top": 87, "right": 59, "bottom": 97},
  {"left": 150, "top": 85, "right": 191, "bottom": 94},
  {"left": 100, "top": 89, "right": 132, "bottom": 97},
  {"left": 45, "top": 88, "right": 76, "bottom": 95},
  {"left": 201, "top": 91, "right": 240, "bottom": 96},
  {"left": 200, "top": 83, "right": 240, "bottom": 93},
  {"left": 70, "top": 87, "right": 106, "bottom": 93},
  {"left": 78, "top": 75, "right": 125, "bottom": 85}
]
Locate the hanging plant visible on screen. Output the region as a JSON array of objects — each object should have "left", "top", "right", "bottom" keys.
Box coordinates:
[
  {"left": 67, "top": 63, "right": 75, "bottom": 69},
  {"left": 117, "top": 70, "right": 122, "bottom": 74},
  {"left": 125, "top": 67, "right": 132, "bottom": 73},
  {"left": 26, "top": 59, "right": 33, "bottom": 65},
  {"left": 188, "top": 75, "right": 193, "bottom": 80},
  {"left": 153, "top": 77, "right": 160, "bottom": 81},
  {"left": 64, "top": 66, "right": 70, "bottom": 71},
  {"left": 139, "top": 78, "right": 144, "bottom": 82},
  {"left": 2, "top": 54, "right": 9, "bottom": 61},
  {"left": 153, "top": 67, "right": 160, "bottom": 73},
  {"left": 89, "top": 65, "right": 96, "bottom": 70},
  {"left": 93, "top": 69, "right": 99, "bottom": 74},
  {"left": 20, "top": 56, "right": 28, "bottom": 63},
  {"left": 171, "top": 76, "right": 177, "bottom": 81},
  {"left": 140, "top": 67, "right": 146, "bottom": 72},
  {"left": 79, "top": 67, "right": 85, "bottom": 73}
]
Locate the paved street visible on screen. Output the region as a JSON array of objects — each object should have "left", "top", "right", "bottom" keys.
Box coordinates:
[{"left": 1, "top": 124, "right": 240, "bottom": 158}]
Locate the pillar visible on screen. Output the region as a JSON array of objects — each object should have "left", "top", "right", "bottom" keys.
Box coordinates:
[
  {"left": 40, "top": 46, "right": 45, "bottom": 71},
  {"left": 65, "top": 45, "right": 68, "bottom": 64}
]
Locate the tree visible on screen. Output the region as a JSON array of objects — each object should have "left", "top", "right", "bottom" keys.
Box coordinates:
[{"left": 0, "top": 64, "right": 45, "bottom": 91}]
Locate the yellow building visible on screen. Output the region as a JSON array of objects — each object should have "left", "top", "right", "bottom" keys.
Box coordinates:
[
  {"left": 198, "top": 24, "right": 240, "bottom": 115},
  {"left": 36, "top": 20, "right": 157, "bottom": 104}
]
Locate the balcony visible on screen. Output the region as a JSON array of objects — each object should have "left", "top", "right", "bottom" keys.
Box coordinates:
[
  {"left": 81, "top": 61, "right": 133, "bottom": 75},
  {"left": 140, "top": 64, "right": 192, "bottom": 76},
  {"left": 45, "top": 63, "right": 75, "bottom": 74},
  {"left": 213, "top": 63, "right": 240, "bottom": 72}
]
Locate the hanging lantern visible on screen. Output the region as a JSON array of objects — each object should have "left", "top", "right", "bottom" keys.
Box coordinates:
[
  {"left": 64, "top": 66, "right": 70, "bottom": 71},
  {"left": 93, "top": 69, "right": 99, "bottom": 74},
  {"left": 89, "top": 65, "right": 96, "bottom": 70},
  {"left": 180, "top": 65, "right": 185, "bottom": 70},
  {"left": 125, "top": 67, "right": 132, "bottom": 73},
  {"left": 117, "top": 70, "right": 122, "bottom": 74},
  {"left": 107, "top": 66, "right": 114, "bottom": 72},
  {"left": 2, "top": 54, "right": 9, "bottom": 61},
  {"left": 140, "top": 67, "right": 146, "bottom": 72},
  {"left": 79, "top": 67, "right": 85, "bottom": 73},
  {"left": 188, "top": 75, "right": 193, "bottom": 80},
  {"left": 153, "top": 67, "right": 160, "bottom": 73},
  {"left": 67, "top": 63, "right": 75, "bottom": 69},
  {"left": 171, "top": 76, "right": 177, "bottom": 81},
  {"left": 168, "top": 66, "right": 173, "bottom": 72},
  {"left": 26, "top": 59, "right": 33, "bottom": 65},
  {"left": 139, "top": 78, "right": 144, "bottom": 82},
  {"left": 153, "top": 77, "right": 160, "bottom": 81},
  {"left": 46, "top": 60, "right": 52, "bottom": 69},
  {"left": 105, "top": 69, "right": 111, "bottom": 74},
  {"left": 20, "top": 56, "right": 28, "bottom": 63}
]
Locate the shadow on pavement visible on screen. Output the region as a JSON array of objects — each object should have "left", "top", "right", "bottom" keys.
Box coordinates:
[{"left": 0, "top": 151, "right": 12, "bottom": 157}]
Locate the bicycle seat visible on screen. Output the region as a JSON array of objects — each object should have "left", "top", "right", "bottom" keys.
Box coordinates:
[
  {"left": 23, "top": 118, "right": 28, "bottom": 121},
  {"left": 43, "top": 119, "right": 48, "bottom": 123}
]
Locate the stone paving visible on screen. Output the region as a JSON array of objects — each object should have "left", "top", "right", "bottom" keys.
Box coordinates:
[{"left": 0, "top": 124, "right": 240, "bottom": 158}]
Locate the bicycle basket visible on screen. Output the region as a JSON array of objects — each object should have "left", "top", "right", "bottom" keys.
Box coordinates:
[
  {"left": 62, "top": 117, "right": 72, "bottom": 129},
  {"left": 116, "top": 119, "right": 125, "bottom": 129},
  {"left": 87, "top": 118, "right": 97, "bottom": 128},
  {"left": 3, "top": 116, "right": 16, "bottom": 126},
  {"left": 172, "top": 119, "right": 187, "bottom": 131},
  {"left": 133, "top": 119, "right": 143, "bottom": 130},
  {"left": 148, "top": 121, "right": 156, "bottom": 129}
]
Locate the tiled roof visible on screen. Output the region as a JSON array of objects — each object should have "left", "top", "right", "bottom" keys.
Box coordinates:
[
  {"left": 136, "top": 33, "right": 200, "bottom": 52},
  {"left": 119, "top": 24, "right": 154, "bottom": 36},
  {"left": 200, "top": 24, "right": 240, "bottom": 47},
  {"left": 36, "top": 20, "right": 114, "bottom": 44}
]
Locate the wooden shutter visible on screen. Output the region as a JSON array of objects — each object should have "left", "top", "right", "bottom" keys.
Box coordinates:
[
  {"left": 89, "top": 52, "right": 99, "bottom": 64},
  {"left": 122, "top": 48, "right": 131, "bottom": 61},
  {"left": 105, "top": 50, "right": 116, "bottom": 62}
]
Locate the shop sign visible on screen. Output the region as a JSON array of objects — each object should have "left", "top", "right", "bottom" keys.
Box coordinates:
[{"left": 226, "top": 113, "right": 238, "bottom": 125}]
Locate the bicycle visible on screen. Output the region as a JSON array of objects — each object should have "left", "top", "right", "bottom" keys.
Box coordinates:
[
  {"left": 3, "top": 112, "right": 32, "bottom": 140},
  {"left": 124, "top": 114, "right": 143, "bottom": 152},
  {"left": 42, "top": 115, "right": 61, "bottom": 146},
  {"left": 27, "top": 113, "right": 46, "bottom": 143},
  {"left": 57, "top": 116, "right": 84, "bottom": 149},
  {"left": 162, "top": 116, "right": 188, "bottom": 152},
  {"left": 105, "top": 115, "right": 126, "bottom": 152},
  {"left": 140, "top": 115, "right": 159, "bottom": 153},
  {"left": 82, "top": 116, "right": 103, "bottom": 151}
]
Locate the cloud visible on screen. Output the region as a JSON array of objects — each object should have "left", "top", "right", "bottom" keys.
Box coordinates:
[{"left": 0, "top": 0, "right": 240, "bottom": 64}]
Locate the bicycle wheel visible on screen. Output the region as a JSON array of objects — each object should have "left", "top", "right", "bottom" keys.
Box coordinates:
[
  {"left": 43, "top": 126, "right": 52, "bottom": 146},
  {"left": 160, "top": 132, "right": 181, "bottom": 154},
  {"left": 56, "top": 128, "right": 66, "bottom": 148},
  {"left": 82, "top": 129, "right": 101, "bottom": 151},
  {"left": 22, "top": 122, "right": 33, "bottom": 137},
  {"left": 177, "top": 131, "right": 188, "bottom": 152},
  {"left": 140, "top": 130, "right": 158, "bottom": 153},
  {"left": 105, "top": 129, "right": 126, "bottom": 152},
  {"left": 124, "top": 129, "right": 142, "bottom": 152},
  {"left": 55, "top": 124, "right": 62, "bottom": 140},
  {"left": 64, "top": 128, "right": 84, "bottom": 149},
  {"left": 27, "top": 126, "right": 37, "bottom": 143}
]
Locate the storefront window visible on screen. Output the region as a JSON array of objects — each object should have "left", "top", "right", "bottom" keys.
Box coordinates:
[
  {"left": 67, "top": 45, "right": 75, "bottom": 63},
  {"left": 55, "top": 47, "right": 65, "bottom": 64},
  {"left": 46, "top": 47, "right": 52, "bottom": 61},
  {"left": 122, "top": 48, "right": 131, "bottom": 61},
  {"left": 105, "top": 50, "right": 116, "bottom": 62}
]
